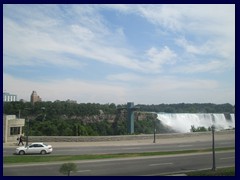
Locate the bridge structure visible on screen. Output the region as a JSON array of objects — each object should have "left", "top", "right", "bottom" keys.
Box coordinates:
[{"left": 118, "top": 102, "right": 139, "bottom": 134}]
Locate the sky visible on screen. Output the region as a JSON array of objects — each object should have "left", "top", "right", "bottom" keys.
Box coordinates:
[{"left": 3, "top": 4, "right": 235, "bottom": 105}]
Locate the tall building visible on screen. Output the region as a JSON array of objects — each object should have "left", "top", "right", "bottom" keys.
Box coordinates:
[
  {"left": 3, "top": 92, "right": 17, "bottom": 102},
  {"left": 30, "top": 91, "right": 42, "bottom": 105}
]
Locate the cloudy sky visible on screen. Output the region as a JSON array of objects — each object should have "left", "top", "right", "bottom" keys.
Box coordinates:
[{"left": 3, "top": 4, "right": 235, "bottom": 105}]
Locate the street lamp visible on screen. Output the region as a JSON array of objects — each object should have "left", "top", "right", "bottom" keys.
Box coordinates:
[
  {"left": 26, "top": 118, "right": 30, "bottom": 146},
  {"left": 24, "top": 107, "right": 46, "bottom": 146},
  {"left": 153, "top": 118, "right": 156, "bottom": 143},
  {"left": 24, "top": 108, "right": 31, "bottom": 147},
  {"left": 212, "top": 124, "right": 216, "bottom": 171}
]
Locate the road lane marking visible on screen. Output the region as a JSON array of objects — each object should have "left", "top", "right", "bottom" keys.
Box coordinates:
[
  {"left": 149, "top": 163, "right": 173, "bottom": 166},
  {"left": 121, "top": 147, "right": 141, "bottom": 150},
  {"left": 77, "top": 170, "right": 91, "bottom": 173},
  {"left": 178, "top": 145, "right": 193, "bottom": 147},
  {"left": 220, "top": 157, "right": 234, "bottom": 160}
]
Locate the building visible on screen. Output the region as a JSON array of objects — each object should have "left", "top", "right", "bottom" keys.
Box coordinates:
[
  {"left": 30, "top": 91, "right": 42, "bottom": 105},
  {"left": 3, "top": 92, "right": 17, "bottom": 102},
  {"left": 3, "top": 115, "right": 25, "bottom": 143}
]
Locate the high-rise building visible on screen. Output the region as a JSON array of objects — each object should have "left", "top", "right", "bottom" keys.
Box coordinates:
[
  {"left": 3, "top": 92, "right": 17, "bottom": 102},
  {"left": 30, "top": 91, "right": 42, "bottom": 105}
]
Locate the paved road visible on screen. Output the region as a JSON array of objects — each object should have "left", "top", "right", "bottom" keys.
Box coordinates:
[
  {"left": 4, "top": 139, "right": 234, "bottom": 156},
  {"left": 3, "top": 151, "right": 235, "bottom": 176},
  {"left": 48, "top": 139, "right": 235, "bottom": 155}
]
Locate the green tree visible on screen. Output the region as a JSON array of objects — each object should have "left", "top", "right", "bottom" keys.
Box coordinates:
[
  {"left": 59, "top": 162, "right": 77, "bottom": 176},
  {"left": 196, "top": 126, "right": 207, "bottom": 132},
  {"left": 191, "top": 125, "right": 208, "bottom": 132},
  {"left": 190, "top": 125, "right": 196, "bottom": 132}
]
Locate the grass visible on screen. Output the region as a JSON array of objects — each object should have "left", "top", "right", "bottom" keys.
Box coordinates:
[
  {"left": 3, "top": 147, "right": 234, "bottom": 164},
  {"left": 185, "top": 167, "right": 235, "bottom": 176}
]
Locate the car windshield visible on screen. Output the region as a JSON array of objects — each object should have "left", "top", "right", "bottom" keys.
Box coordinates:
[{"left": 26, "top": 143, "right": 49, "bottom": 147}]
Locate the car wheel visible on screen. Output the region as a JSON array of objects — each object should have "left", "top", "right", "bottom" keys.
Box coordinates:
[
  {"left": 19, "top": 150, "right": 25, "bottom": 155},
  {"left": 40, "top": 150, "right": 47, "bottom": 155}
]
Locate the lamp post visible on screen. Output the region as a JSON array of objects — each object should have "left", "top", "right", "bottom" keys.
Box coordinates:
[
  {"left": 212, "top": 124, "right": 216, "bottom": 171},
  {"left": 24, "top": 108, "right": 31, "bottom": 146},
  {"left": 153, "top": 118, "right": 156, "bottom": 143},
  {"left": 26, "top": 118, "right": 30, "bottom": 146},
  {"left": 24, "top": 107, "right": 45, "bottom": 146}
]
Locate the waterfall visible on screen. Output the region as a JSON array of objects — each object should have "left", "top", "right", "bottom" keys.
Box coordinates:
[{"left": 157, "top": 113, "right": 235, "bottom": 133}]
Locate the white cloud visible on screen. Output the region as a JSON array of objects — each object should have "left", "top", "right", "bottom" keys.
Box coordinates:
[
  {"left": 4, "top": 70, "right": 234, "bottom": 105},
  {"left": 3, "top": 5, "right": 235, "bottom": 105},
  {"left": 3, "top": 4, "right": 235, "bottom": 75},
  {"left": 172, "top": 60, "right": 230, "bottom": 74},
  {"left": 137, "top": 5, "right": 184, "bottom": 31},
  {"left": 3, "top": 5, "right": 161, "bottom": 74},
  {"left": 150, "top": 77, "right": 219, "bottom": 91},
  {"left": 106, "top": 73, "right": 141, "bottom": 82},
  {"left": 101, "top": 4, "right": 132, "bottom": 12},
  {"left": 107, "top": 73, "right": 219, "bottom": 91},
  {"left": 135, "top": 4, "right": 234, "bottom": 37},
  {"left": 3, "top": 73, "right": 127, "bottom": 103},
  {"left": 108, "top": 74, "right": 234, "bottom": 104},
  {"left": 175, "top": 37, "right": 201, "bottom": 54},
  {"left": 146, "top": 46, "right": 176, "bottom": 64},
  {"left": 122, "top": 4, "right": 234, "bottom": 73},
  {"left": 71, "top": 25, "right": 95, "bottom": 41}
]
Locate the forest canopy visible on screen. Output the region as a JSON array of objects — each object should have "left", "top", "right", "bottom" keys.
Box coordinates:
[{"left": 3, "top": 101, "right": 234, "bottom": 136}]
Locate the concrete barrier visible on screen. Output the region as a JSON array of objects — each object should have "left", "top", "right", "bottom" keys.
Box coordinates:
[{"left": 26, "top": 130, "right": 235, "bottom": 142}]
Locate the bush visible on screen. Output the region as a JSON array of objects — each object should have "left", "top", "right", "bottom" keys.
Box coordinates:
[{"left": 59, "top": 162, "right": 77, "bottom": 176}]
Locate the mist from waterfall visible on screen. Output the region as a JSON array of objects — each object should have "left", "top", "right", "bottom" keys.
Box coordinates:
[{"left": 157, "top": 113, "right": 235, "bottom": 133}]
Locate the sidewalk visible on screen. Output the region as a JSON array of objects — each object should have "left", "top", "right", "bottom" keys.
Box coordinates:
[{"left": 3, "top": 133, "right": 234, "bottom": 148}]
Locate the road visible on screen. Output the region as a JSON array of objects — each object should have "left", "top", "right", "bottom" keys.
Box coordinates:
[
  {"left": 3, "top": 139, "right": 235, "bottom": 156},
  {"left": 3, "top": 151, "right": 235, "bottom": 176}
]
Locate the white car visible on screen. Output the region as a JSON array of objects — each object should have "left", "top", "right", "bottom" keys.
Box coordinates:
[{"left": 16, "top": 142, "right": 53, "bottom": 155}]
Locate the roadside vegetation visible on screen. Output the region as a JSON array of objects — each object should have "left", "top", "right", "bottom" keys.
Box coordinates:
[
  {"left": 185, "top": 167, "right": 235, "bottom": 176},
  {"left": 4, "top": 147, "right": 234, "bottom": 164},
  {"left": 59, "top": 162, "right": 77, "bottom": 176}
]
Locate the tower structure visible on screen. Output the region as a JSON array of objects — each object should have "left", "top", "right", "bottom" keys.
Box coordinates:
[
  {"left": 118, "top": 102, "right": 139, "bottom": 134},
  {"left": 30, "top": 91, "right": 42, "bottom": 105}
]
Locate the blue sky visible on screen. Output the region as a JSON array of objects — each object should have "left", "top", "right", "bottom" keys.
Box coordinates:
[{"left": 3, "top": 4, "right": 235, "bottom": 105}]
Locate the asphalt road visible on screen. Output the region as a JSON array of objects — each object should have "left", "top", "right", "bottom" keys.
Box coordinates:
[
  {"left": 3, "top": 139, "right": 235, "bottom": 156},
  {"left": 3, "top": 151, "right": 235, "bottom": 176}
]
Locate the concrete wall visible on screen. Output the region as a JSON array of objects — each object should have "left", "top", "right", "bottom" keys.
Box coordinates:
[
  {"left": 26, "top": 130, "right": 234, "bottom": 142},
  {"left": 3, "top": 115, "right": 25, "bottom": 143}
]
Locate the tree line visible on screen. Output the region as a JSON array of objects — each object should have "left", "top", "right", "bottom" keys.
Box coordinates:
[
  {"left": 3, "top": 101, "right": 234, "bottom": 117},
  {"left": 3, "top": 101, "right": 234, "bottom": 136},
  {"left": 137, "top": 103, "right": 234, "bottom": 113}
]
